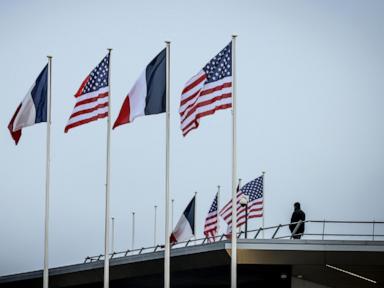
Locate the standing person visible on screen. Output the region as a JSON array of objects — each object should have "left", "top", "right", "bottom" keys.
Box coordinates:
[{"left": 289, "top": 202, "right": 305, "bottom": 239}]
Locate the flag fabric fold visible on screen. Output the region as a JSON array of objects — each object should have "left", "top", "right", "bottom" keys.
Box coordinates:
[
  {"left": 8, "top": 64, "right": 48, "bottom": 145},
  {"left": 219, "top": 176, "right": 264, "bottom": 229},
  {"left": 113, "top": 49, "right": 166, "bottom": 129},
  {"left": 64, "top": 53, "right": 110, "bottom": 133},
  {"left": 170, "top": 196, "right": 195, "bottom": 244},
  {"left": 204, "top": 192, "right": 219, "bottom": 242},
  {"left": 179, "top": 42, "right": 232, "bottom": 136}
]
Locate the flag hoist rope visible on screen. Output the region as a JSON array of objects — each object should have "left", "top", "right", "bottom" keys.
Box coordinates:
[{"left": 43, "top": 55, "right": 52, "bottom": 288}]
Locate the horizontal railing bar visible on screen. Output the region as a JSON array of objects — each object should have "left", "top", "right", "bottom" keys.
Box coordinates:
[{"left": 84, "top": 219, "right": 384, "bottom": 262}]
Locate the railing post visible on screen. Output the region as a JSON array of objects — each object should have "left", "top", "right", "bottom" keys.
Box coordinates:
[
  {"left": 372, "top": 220, "right": 375, "bottom": 241},
  {"left": 322, "top": 219, "right": 326, "bottom": 240},
  {"left": 272, "top": 224, "right": 282, "bottom": 239},
  {"left": 254, "top": 227, "right": 262, "bottom": 239}
]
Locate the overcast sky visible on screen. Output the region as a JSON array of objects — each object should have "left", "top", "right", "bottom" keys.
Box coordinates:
[{"left": 1, "top": 0, "right": 383, "bottom": 276}]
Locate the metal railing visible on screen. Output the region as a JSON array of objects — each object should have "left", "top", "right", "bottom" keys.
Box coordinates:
[{"left": 84, "top": 219, "right": 384, "bottom": 263}]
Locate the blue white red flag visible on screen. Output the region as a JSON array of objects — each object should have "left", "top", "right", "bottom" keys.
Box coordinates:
[{"left": 8, "top": 64, "right": 48, "bottom": 145}]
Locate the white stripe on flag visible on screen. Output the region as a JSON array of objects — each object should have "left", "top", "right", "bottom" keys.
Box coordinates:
[
  {"left": 13, "top": 84, "right": 37, "bottom": 131},
  {"left": 66, "top": 106, "right": 109, "bottom": 126}
]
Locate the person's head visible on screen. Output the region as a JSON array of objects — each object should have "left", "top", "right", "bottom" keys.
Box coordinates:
[{"left": 294, "top": 202, "right": 301, "bottom": 210}]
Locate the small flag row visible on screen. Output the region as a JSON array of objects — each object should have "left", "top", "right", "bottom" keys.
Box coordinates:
[{"left": 170, "top": 175, "right": 264, "bottom": 244}]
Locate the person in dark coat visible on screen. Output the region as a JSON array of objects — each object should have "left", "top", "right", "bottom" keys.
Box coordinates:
[{"left": 289, "top": 202, "right": 305, "bottom": 239}]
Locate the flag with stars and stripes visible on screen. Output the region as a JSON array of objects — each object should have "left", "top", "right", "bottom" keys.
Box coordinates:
[
  {"left": 179, "top": 42, "right": 232, "bottom": 136},
  {"left": 219, "top": 176, "right": 264, "bottom": 228},
  {"left": 204, "top": 192, "right": 219, "bottom": 242},
  {"left": 65, "top": 53, "right": 110, "bottom": 132}
]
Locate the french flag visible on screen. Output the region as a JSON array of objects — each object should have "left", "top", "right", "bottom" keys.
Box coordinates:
[
  {"left": 170, "top": 196, "right": 195, "bottom": 244},
  {"left": 113, "top": 49, "right": 166, "bottom": 129},
  {"left": 8, "top": 65, "right": 48, "bottom": 145}
]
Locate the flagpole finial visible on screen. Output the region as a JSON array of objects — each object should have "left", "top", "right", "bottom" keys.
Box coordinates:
[
  {"left": 262, "top": 171, "right": 266, "bottom": 176},
  {"left": 107, "top": 48, "right": 112, "bottom": 54},
  {"left": 232, "top": 34, "right": 238, "bottom": 39},
  {"left": 165, "top": 41, "right": 171, "bottom": 44},
  {"left": 47, "top": 55, "right": 52, "bottom": 59}
]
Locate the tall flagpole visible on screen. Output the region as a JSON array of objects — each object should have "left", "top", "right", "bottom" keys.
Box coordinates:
[
  {"left": 194, "top": 191, "right": 197, "bottom": 239},
  {"left": 43, "top": 56, "right": 52, "bottom": 288},
  {"left": 217, "top": 185, "right": 220, "bottom": 239},
  {"left": 154, "top": 205, "right": 157, "bottom": 246},
  {"left": 164, "top": 41, "right": 171, "bottom": 288},
  {"left": 111, "top": 217, "right": 115, "bottom": 253},
  {"left": 262, "top": 171, "right": 265, "bottom": 239},
  {"left": 230, "top": 35, "right": 238, "bottom": 288},
  {"left": 104, "top": 48, "right": 112, "bottom": 288},
  {"left": 131, "top": 212, "right": 135, "bottom": 250}
]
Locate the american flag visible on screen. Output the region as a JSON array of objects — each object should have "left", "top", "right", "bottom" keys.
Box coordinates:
[
  {"left": 65, "top": 53, "right": 110, "bottom": 133},
  {"left": 204, "top": 192, "right": 219, "bottom": 242},
  {"left": 179, "top": 42, "right": 232, "bottom": 136},
  {"left": 219, "top": 176, "right": 264, "bottom": 228}
]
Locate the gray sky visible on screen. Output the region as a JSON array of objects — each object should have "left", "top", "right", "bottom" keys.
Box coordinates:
[{"left": 1, "top": 0, "right": 383, "bottom": 276}]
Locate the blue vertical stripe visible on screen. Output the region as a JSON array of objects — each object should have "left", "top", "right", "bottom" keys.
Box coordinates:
[
  {"left": 31, "top": 64, "right": 48, "bottom": 123},
  {"left": 144, "top": 49, "right": 166, "bottom": 115}
]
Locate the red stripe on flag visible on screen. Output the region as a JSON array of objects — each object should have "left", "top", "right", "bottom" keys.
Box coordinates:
[
  {"left": 69, "top": 102, "right": 109, "bottom": 119},
  {"left": 182, "top": 103, "right": 232, "bottom": 136},
  {"left": 64, "top": 112, "right": 108, "bottom": 133},
  {"left": 181, "top": 93, "right": 232, "bottom": 124},
  {"left": 181, "top": 73, "right": 206, "bottom": 96},
  {"left": 75, "top": 92, "right": 109, "bottom": 108}
]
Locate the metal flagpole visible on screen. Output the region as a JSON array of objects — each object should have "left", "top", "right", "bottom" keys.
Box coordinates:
[
  {"left": 171, "top": 199, "right": 174, "bottom": 230},
  {"left": 164, "top": 41, "right": 171, "bottom": 288},
  {"left": 43, "top": 55, "right": 52, "bottom": 288},
  {"left": 154, "top": 205, "right": 157, "bottom": 246},
  {"left": 262, "top": 171, "right": 265, "bottom": 239},
  {"left": 238, "top": 178, "right": 242, "bottom": 236},
  {"left": 132, "top": 212, "right": 135, "bottom": 250},
  {"left": 194, "top": 192, "right": 197, "bottom": 239},
  {"left": 111, "top": 217, "right": 115, "bottom": 253},
  {"left": 104, "top": 48, "right": 112, "bottom": 288},
  {"left": 217, "top": 185, "right": 220, "bottom": 240},
  {"left": 230, "top": 35, "right": 238, "bottom": 288}
]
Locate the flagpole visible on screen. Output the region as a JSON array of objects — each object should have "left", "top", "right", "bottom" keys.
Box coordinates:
[
  {"left": 230, "top": 35, "right": 238, "bottom": 288},
  {"left": 171, "top": 199, "right": 174, "bottom": 230},
  {"left": 194, "top": 191, "right": 197, "bottom": 239},
  {"left": 132, "top": 212, "right": 135, "bottom": 250},
  {"left": 43, "top": 55, "right": 52, "bottom": 288},
  {"left": 262, "top": 171, "right": 265, "bottom": 239},
  {"left": 111, "top": 217, "right": 115, "bottom": 253},
  {"left": 164, "top": 40, "right": 171, "bottom": 288},
  {"left": 154, "top": 205, "right": 158, "bottom": 246},
  {"left": 104, "top": 48, "right": 112, "bottom": 288},
  {"left": 217, "top": 185, "right": 220, "bottom": 240}
]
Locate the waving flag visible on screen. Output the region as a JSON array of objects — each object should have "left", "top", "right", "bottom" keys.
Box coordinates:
[
  {"left": 220, "top": 176, "right": 264, "bottom": 228},
  {"left": 8, "top": 64, "right": 48, "bottom": 145},
  {"left": 204, "top": 192, "right": 219, "bottom": 242},
  {"left": 179, "top": 42, "right": 232, "bottom": 136},
  {"left": 170, "top": 196, "right": 195, "bottom": 244},
  {"left": 65, "top": 53, "right": 110, "bottom": 132},
  {"left": 113, "top": 49, "right": 166, "bottom": 129}
]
